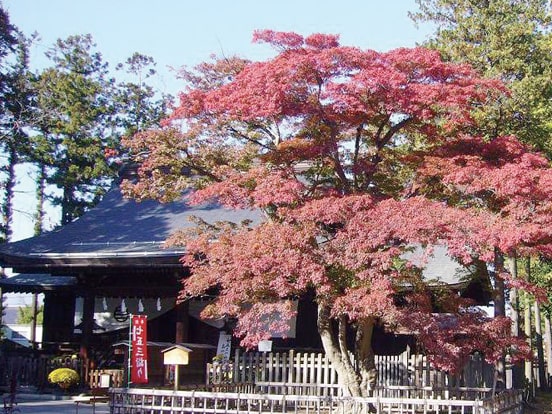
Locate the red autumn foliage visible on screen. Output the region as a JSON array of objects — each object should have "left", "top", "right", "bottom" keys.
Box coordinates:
[{"left": 124, "top": 30, "right": 550, "bottom": 394}]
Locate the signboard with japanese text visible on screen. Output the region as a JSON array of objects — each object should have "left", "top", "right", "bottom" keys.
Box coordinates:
[
  {"left": 130, "top": 315, "right": 148, "bottom": 384},
  {"left": 216, "top": 332, "right": 232, "bottom": 361}
]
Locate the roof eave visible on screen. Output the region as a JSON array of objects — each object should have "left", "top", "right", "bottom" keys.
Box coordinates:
[{"left": 0, "top": 251, "right": 186, "bottom": 273}]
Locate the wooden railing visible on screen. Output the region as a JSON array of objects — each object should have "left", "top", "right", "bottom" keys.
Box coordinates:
[
  {"left": 108, "top": 387, "right": 523, "bottom": 414},
  {"left": 254, "top": 381, "right": 495, "bottom": 400},
  {"left": 88, "top": 369, "right": 125, "bottom": 388},
  {"left": 0, "top": 351, "right": 81, "bottom": 390},
  {"left": 207, "top": 349, "right": 497, "bottom": 390},
  {"left": 0, "top": 354, "right": 124, "bottom": 391}
]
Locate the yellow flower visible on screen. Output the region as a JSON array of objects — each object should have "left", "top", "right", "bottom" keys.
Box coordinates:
[{"left": 48, "top": 368, "right": 79, "bottom": 389}]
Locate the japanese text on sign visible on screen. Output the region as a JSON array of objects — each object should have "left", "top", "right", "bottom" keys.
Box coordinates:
[{"left": 131, "top": 314, "right": 148, "bottom": 384}]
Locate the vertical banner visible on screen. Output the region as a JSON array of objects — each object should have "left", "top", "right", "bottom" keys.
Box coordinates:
[
  {"left": 130, "top": 314, "right": 148, "bottom": 384},
  {"left": 216, "top": 332, "right": 232, "bottom": 361}
]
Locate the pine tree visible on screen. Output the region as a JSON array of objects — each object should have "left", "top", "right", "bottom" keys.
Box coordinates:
[
  {"left": 410, "top": 0, "right": 552, "bottom": 154},
  {"left": 33, "top": 34, "right": 118, "bottom": 225}
]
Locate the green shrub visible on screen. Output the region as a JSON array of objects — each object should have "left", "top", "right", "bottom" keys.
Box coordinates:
[{"left": 48, "top": 367, "right": 79, "bottom": 390}]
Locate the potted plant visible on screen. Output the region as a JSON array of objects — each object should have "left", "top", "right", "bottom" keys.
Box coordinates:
[{"left": 48, "top": 367, "right": 80, "bottom": 391}]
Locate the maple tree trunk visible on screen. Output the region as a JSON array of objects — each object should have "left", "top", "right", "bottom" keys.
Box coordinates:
[
  {"left": 317, "top": 303, "right": 375, "bottom": 397},
  {"left": 356, "top": 317, "right": 378, "bottom": 393}
]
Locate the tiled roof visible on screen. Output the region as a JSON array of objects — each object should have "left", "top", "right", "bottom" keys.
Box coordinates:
[
  {"left": 0, "top": 173, "right": 476, "bottom": 291},
  {"left": 0, "top": 187, "right": 263, "bottom": 270},
  {"left": 0, "top": 274, "right": 77, "bottom": 294}
]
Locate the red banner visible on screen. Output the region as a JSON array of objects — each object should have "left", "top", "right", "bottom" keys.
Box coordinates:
[{"left": 130, "top": 315, "right": 148, "bottom": 384}]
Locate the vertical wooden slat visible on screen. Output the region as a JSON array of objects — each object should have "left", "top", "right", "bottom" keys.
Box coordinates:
[
  {"left": 316, "top": 353, "right": 323, "bottom": 396},
  {"left": 325, "top": 352, "right": 332, "bottom": 397},
  {"left": 273, "top": 352, "right": 279, "bottom": 382},
  {"left": 241, "top": 351, "right": 247, "bottom": 384},
  {"left": 282, "top": 351, "right": 288, "bottom": 383},
  {"left": 253, "top": 352, "right": 259, "bottom": 383},
  {"left": 309, "top": 353, "right": 315, "bottom": 387},
  {"left": 261, "top": 352, "right": 267, "bottom": 382},
  {"left": 289, "top": 349, "right": 295, "bottom": 383},
  {"left": 302, "top": 352, "right": 308, "bottom": 387},
  {"left": 232, "top": 348, "right": 240, "bottom": 384}
]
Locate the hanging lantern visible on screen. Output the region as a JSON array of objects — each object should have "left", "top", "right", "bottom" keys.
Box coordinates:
[
  {"left": 138, "top": 299, "right": 144, "bottom": 313},
  {"left": 113, "top": 301, "right": 129, "bottom": 322}
]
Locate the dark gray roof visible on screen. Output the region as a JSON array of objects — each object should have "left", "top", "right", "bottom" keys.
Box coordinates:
[
  {"left": 0, "top": 274, "right": 77, "bottom": 294},
  {"left": 0, "top": 178, "right": 475, "bottom": 292},
  {"left": 0, "top": 187, "right": 263, "bottom": 271}
]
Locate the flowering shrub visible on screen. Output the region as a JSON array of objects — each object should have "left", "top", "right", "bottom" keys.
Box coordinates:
[{"left": 48, "top": 367, "right": 79, "bottom": 390}]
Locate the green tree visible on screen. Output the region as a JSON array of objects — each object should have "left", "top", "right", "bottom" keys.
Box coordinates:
[
  {"left": 0, "top": 7, "right": 34, "bottom": 242},
  {"left": 410, "top": 0, "right": 552, "bottom": 154},
  {"left": 33, "top": 34, "right": 118, "bottom": 225},
  {"left": 0, "top": 34, "right": 36, "bottom": 241},
  {"left": 0, "top": 6, "right": 20, "bottom": 340},
  {"left": 16, "top": 304, "right": 43, "bottom": 324},
  {"left": 410, "top": 0, "right": 552, "bottom": 387},
  {"left": 0, "top": 6, "right": 16, "bottom": 74},
  {"left": 114, "top": 52, "right": 170, "bottom": 138}
]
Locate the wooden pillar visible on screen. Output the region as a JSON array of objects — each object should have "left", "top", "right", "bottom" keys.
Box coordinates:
[
  {"left": 493, "top": 249, "right": 506, "bottom": 389},
  {"left": 30, "top": 293, "right": 38, "bottom": 349},
  {"left": 525, "top": 297, "right": 534, "bottom": 392},
  {"left": 507, "top": 256, "right": 521, "bottom": 390},
  {"left": 545, "top": 315, "right": 552, "bottom": 386},
  {"left": 175, "top": 300, "right": 189, "bottom": 344},
  {"left": 535, "top": 302, "right": 547, "bottom": 390},
  {"left": 80, "top": 292, "right": 96, "bottom": 386},
  {"left": 524, "top": 259, "right": 535, "bottom": 395},
  {"left": 507, "top": 256, "right": 520, "bottom": 336}
]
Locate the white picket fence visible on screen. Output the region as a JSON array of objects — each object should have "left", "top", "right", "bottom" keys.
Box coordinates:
[
  {"left": 109, "top": 387, "right": 523, "bottom": 414},
  {"left": 107, "top": 350, "right": 522, "bottom": 413},
  {"left": 207, "top": 349, "right": 495, "bottom": 394}
]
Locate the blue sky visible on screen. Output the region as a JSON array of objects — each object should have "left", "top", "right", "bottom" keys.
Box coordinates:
[
  {"left": 2, "top": 0, "right": 434, "bottom": 242},
  {"left": 1, "top": 1, "right": 435, "bottom": 305},
  {"left": 3, "top": 1, "right": 434, "bottom": 96}
]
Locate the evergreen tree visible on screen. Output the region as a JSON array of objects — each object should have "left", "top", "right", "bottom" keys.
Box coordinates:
[
  {"left": 114, "top": 52, "right": 170, "bottom": 138},
  {"left": 33, "top": 34, "right": 118, "bottom": 225},
  {"left": 0, "top": 6, "right": 16, "bottom": 74},
  {"left": 0, "top": 7, "right": 33, "bottom": 242},
  {"left": 0, "top": 34, "right": 35, "bottom": 241},
  {"left": 0, "top": 5, "right": 19, "bottom": 340},
  {"left": 410, "top": 0, "right": 552, "bottom": 388},
  {"left": 410, "top": 0, "right": 552, "bottom": 154}
]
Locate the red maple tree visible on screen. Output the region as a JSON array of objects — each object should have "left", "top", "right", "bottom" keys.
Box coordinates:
[{"left": 123, "top": 31, "right": 552, "bottom": 396}]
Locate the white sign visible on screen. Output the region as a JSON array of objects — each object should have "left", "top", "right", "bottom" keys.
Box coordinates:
[
  {"left": 216, "top": 333, "right": 232, "bottom": 360},
  {"left": 258, "top": 340, "right": 273, "bottom": 352}
]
